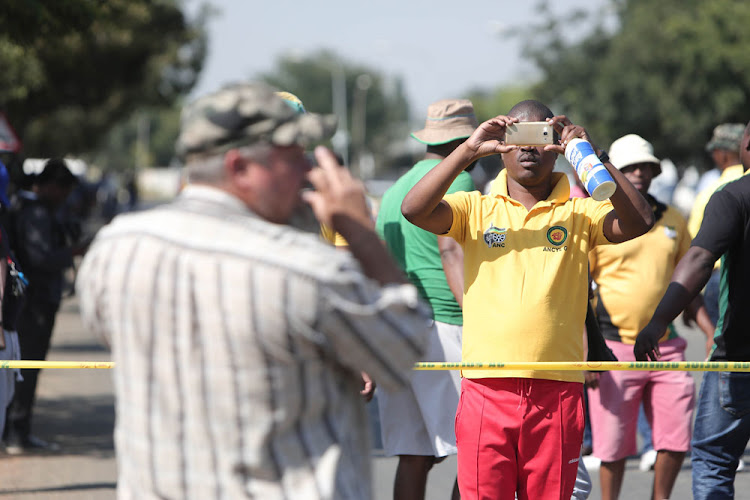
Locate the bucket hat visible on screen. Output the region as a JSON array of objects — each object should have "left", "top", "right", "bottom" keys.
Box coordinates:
[
  {"left": 411, "top": 99, "right": 478, "bottom": 145},
  {"left": 609, "top": 134, "right": 661, "bottom": 177}
]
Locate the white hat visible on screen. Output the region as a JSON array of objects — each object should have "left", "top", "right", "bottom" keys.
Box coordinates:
[{"left": 609, "top": 134, "right": 661, "bottom": 176}]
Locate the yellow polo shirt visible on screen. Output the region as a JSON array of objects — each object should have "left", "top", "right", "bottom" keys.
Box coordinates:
[
  {"left": 443, "top": 171, "right": 613, "bottom": 382},
  {"left": 589, "top": 202, "right": 690, "bottom": 344},
  {"left": 688, "top": 164, "right": 744, "bottom": 238}
]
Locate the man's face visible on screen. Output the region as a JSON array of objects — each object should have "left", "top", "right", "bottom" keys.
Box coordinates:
[
  {"left": 248, "top": 144, "right": 311, "bottom": 223},
  {"left": 620, "top": 162, "right": 657, "bottom": 196},
  {"left": 500, "top": 115, "right": 557, "bottom": 188}
]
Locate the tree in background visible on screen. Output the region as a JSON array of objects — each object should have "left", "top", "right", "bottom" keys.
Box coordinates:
[
  {"left": 527, "top": 0, "right": 750, "bottom": 167},
  {"left": 0, "top": 0, "right": 208, "bottom": 158},
  {"left": 261, "top": 50, "right": 411, "bottom": 178},
  {"left": 93, "top": 106, "right": 182, "bottom": 172}
]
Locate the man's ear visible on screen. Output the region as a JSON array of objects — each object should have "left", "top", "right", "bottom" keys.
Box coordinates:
[{"left": 223, "top": 149, "right": 248, "bottom": 179}]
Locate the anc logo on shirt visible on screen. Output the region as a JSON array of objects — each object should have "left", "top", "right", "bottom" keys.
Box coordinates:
[
  {"left": 484, "top": 223, "right": 507, "bottom": 248},
  {"left": 546, "top": 226, "right": 568, "bottom": 246}
]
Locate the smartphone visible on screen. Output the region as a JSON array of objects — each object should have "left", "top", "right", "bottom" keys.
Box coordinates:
[{"left": 504, "top": 122, "right": 554, "bottom": 146}]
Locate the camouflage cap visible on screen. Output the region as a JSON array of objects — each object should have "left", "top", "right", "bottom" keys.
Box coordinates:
[
  {"left": 176, "top": 82, "right": 337, "bottom": 159},
  {"left": 706, "top": 123, "right": 745, "bottom": 153}
]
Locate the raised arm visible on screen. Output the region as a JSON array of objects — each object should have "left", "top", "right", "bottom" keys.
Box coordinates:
[
  {"left": 599, "top": 162, "right": 655, "bottom": 242},
  {"left": 402, "top": 115, "right": 519, "bottom": 235},
  {"left": 304, "top": 146, "right": 406, "bottom": 285},
  {"left": 546, "top": 116, "right": 654, "bottom": 243}
]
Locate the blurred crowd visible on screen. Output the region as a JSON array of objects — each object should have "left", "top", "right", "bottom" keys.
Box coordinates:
[{"left": 0, "top": 156, "right": 140, "bottom": 454}]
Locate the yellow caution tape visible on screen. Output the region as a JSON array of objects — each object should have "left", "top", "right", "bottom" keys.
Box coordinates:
[
  {"left": 414, "top": 361, "right": 750, "bottom": 372},
  {"left": 2, "top": 360, "right": 748, "bottom": 372}
]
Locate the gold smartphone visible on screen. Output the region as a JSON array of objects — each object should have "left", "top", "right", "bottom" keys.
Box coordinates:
[{"left": 504, "top": 122, "right": 555, "bottom": 146}]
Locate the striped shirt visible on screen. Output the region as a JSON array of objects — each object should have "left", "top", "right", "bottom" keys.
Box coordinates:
[{"left": 77, "top": 186, "right": 431, "bottom": 500}]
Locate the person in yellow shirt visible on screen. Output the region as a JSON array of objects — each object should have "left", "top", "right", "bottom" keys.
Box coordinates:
[
  {"left": 401, "top": 100, "right": 654, "bottom": 500},
  {"left": 687, "top": 124, "right": 745, "bottom": 326},
  {"left": 688, "top": 124, "right": 745, "bottom": 237},
  {"left": 587, "top": 134, "right": 715, "bottom": 500}
]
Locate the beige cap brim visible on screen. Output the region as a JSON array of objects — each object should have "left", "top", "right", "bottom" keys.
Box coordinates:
[{"left": 411, "top": 126, "right": 474, "bottom": 146}]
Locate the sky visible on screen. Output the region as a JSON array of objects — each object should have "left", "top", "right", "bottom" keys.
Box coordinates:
[{"left": 186, "top": 0, "right": 611, "bottom": 120}]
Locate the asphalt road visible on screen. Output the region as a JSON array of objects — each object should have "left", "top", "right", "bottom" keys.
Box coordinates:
[{"left": 1, "top": 297, "right": 748, "bottom": 499}]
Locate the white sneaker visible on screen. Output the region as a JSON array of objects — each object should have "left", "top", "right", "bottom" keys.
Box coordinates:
[
  {"left": 738, "top": 459, "right": 745, "bottom": 472},
  {"left": 639, "top": 449, "right": 657, "bottom": 472}
]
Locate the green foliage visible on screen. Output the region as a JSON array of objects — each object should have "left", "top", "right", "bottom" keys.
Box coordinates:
[
  {"left": 0, "top": 0, "right": 208, "bottom": 158},
  {"left": 528, "top": 0, "right": 750, "bottom": 166},
  {"left": 260, "top": 50, "right": 411, "bottom": 174},
  {"left": 92, "top": 105, "right": 182, "bottom": 172}
]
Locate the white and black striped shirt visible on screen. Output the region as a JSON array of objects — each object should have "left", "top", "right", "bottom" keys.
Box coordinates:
[{"left": 77, "top": 186, "right": 431, "bottom": 500}]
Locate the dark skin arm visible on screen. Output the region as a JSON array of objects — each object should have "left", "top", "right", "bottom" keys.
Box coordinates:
[
  {"left": 401, "top": 115, "right": 519, "bottom": 234},
  {"left": 634, "top": 246, "right": 716, "bottom": 361},
  {"left": 438, "top": 236, "right": 465, "bottom": 308}
]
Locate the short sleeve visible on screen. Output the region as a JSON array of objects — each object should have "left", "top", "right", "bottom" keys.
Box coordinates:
[
  {"left": 692, "top": 189, "right": 742, "bottom": 259},
  {"left": 584, "top": 199, "right": 615, "bottom": 249},
  {"left": 442, "top": 191, "right": 474, "bottom": 244}
]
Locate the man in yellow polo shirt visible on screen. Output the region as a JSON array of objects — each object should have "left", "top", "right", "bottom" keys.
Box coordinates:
[
  {"left": 401, "top": 100, "right": 654, "bottom": 500},
  {"left": 587, "top": 134, "right": 715, "bottom": 500}
]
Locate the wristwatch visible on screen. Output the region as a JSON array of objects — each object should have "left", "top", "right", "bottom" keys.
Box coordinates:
[{"left": 597, "top": 149, "right": 610, "bottom": 163}]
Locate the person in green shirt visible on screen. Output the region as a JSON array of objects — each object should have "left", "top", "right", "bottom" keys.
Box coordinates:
[{"left": 375, "top": 99, "right": 476, "bottom": 500}]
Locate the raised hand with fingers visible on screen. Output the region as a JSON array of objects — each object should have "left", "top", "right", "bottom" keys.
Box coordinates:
[
  {"left": 464, "top": 115, "right": 520, "bottom": 158},
  {"left": 302, "top": 146, "right": 372, "bottom": 232},
  {"left": 634, "top": 322, "right": 663, "bottom": 361},
  {"left": 543, "top": 115, "right": 596, "bottom": 155}
]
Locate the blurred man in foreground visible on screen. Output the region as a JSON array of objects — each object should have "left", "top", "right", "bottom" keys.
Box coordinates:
[{"left": 76, "top": 82, "right": 432, "bottom": 499}]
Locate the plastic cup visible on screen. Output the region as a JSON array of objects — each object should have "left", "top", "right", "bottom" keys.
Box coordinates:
[{"left": 564, "top": 138, "right": 616, "bottom": 201}]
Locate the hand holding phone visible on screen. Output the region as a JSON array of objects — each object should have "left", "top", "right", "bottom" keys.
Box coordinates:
[{"left": 504, "top": 122, "right": 554, "bottom": 146}]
